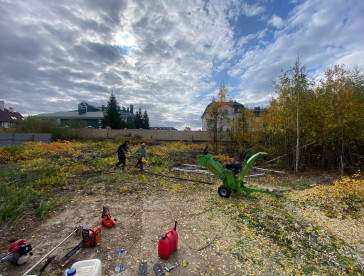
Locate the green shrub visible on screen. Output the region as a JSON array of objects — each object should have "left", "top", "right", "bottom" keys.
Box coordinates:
[
  {"left": 17, "top": 116, "right": 58, "bottom": 133},
  {"left": 34, "top": 198, "right": 59, "bottom": 217}
]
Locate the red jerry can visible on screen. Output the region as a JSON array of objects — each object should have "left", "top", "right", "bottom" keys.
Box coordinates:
[
  {"left": 166, "top": 221, "right": 178, "bottom": 253},
  {"left": 158, "top": 234, "right": 171, "bottom": 259},
  {"left": 158, "top": 221, "right": 178, "bottom": 260}
]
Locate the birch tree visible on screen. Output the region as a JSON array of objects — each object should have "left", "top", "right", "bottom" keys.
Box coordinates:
[{"left": 271, "top": 57, "right": 310, "bottom": 171}]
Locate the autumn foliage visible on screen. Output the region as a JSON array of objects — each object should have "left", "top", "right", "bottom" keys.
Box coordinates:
[
  {"left": 232, "top": 63, "right": 364, "bottom": 171},
  {"left": 295, "top": 170, "right": 364, "bottom": 219}
]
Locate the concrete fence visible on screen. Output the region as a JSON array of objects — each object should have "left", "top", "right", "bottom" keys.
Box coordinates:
[
  {"left": 61, "top": 128, "right": 233, "bottom": 142},
  {"left": 0, "top": 129, "right": 233, "bottom": 146},
  {"left": 0, "top": 133, "right": 52, "bottom": 146}
]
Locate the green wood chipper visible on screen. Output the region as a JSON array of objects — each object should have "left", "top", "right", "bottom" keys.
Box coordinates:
[{"left": 197, "top": 152, "right": 284, "bottom": 198}]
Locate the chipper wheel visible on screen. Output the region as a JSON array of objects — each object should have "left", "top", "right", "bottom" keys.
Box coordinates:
[{"left": 218, "top": 185, "right": 231, "bottom": 198}]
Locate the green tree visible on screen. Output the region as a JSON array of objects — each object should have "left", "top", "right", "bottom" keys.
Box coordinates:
[
  {"left": 142, "top": 110, "right": 150, "bottom": 129},
  {"left": 17, "top": 116, "right": 58, "bottom": 133},
  {"left": 266, "top": 62, "right": 363, "bottom": 171},
  {"left": 65, "top": 119, "right": 87, "bottom": 128},
  {"left": 232, "top": 107, "right": 249, "bottom": 153},
  {"left": 271, "top": 57, "right": 311, "bottom": 171},
  {"left": 121, "top": 121, "right": 135, "bottom": 129},
  {"left": 102, "top": 92, "right": 122, "bottom": 129},
  {"left": 315, "top": 65, "right": 364, "bottom": 173},
  {"left": 133, "top": 107, "right": 143, "bottom": 128}
]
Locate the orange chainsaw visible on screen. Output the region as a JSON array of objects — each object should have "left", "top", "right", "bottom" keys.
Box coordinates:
[
  {"left": 101, "top": 206, "right": 116, "bottom": 228},
  {"left": 62, "top": 228, "right": 101, "bottom": 262}
]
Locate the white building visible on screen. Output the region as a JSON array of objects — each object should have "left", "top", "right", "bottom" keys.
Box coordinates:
[{"left": 201, "top": 101, "right": 244, "bottom": 131}]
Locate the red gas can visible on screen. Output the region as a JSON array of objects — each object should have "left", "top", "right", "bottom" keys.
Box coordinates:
[
  {"left": 158, "top": 234, "right": 171, "bottom": 259},
  {"left": 166, "top": 221, "right": 178, "bottom": 253},
  {"left": 158, "top": 221, "right": 178, "bottom": 260}
]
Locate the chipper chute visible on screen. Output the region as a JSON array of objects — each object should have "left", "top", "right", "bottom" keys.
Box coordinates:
[{"left": 197, "top": 152, "right": 285, "bottom": 198}]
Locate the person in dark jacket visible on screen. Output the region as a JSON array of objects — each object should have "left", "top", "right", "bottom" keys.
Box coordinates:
[
  {"left": 202, "top": 145, "right": 208, "bottom": 155},
  {"left": 243, "top": 150, "right": 252, "bottom": 163},
  {"left": 115, "top": 140, "right": 129, "bottom": 170}
]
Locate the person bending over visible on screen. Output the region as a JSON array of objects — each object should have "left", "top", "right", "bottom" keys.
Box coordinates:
[{"left": 132, "top": 143, "right": 148, "bottom": 172}]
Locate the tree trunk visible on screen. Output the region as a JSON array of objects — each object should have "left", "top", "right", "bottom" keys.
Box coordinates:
[
  {"left": 339, "top": 121, "right": 344, "bottom": 175},
  {"left": 295, "top": 89, "right": 300, "bottom": 172}
]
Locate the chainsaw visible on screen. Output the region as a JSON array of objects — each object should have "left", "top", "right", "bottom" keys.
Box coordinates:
[
  {"left": 62, "top": 228, "right": 101, "bottom": 262},
  {"left": 101, "top": 206, "right": 116, "bottom": 228},
  {"left": 0, "top": 239, "right": 33, "bottom": 265}
]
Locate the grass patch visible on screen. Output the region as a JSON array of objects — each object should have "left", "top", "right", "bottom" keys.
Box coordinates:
[
  {"left": 77, "top": 179, "right": 94, "bottom": 189},
  {"left": 34, "top": 198, "right": 60, "bottom": 217},
  {"left": 0, "top": 164, "right": 40, "bottom": 221},
  {"left": 0, "top": 184, "right": 38, "bottom": 221}
]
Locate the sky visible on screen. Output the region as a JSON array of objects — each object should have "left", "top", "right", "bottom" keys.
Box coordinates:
[{"left": 0, "top": 0, "right": 363, "bottom": 130}]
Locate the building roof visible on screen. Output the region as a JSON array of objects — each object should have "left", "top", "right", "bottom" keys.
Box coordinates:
[
  {"left": 36, "top": 102, "right": 135, "bottom": 121},
  {"left": 78, "top": 102, "right": 101, "bottom": 114},
  {"left": 252, "top": 106, "right": 268, "bottom": 116},
  {"left": 201, "top": 100, "right": 244, "bottom": 118},
  {"left": 0, "top": 108, "right": 24, "bottom": 123},
  {"left": 150, "top": 127, "right": 177, "bottom": 130},
  {"left": 37, "top": 111, "right": 104, "bottom": 120}
]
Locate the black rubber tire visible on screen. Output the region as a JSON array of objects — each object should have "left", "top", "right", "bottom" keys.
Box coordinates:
[{"left": 218, "top": 185, "right": 231, "bottom": 198}]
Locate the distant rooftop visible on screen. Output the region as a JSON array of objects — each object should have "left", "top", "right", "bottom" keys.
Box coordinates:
[
  {"left": 0, "top": 101, "right": 23, "bottom": 124},
  {"left": 37, "top": 110, "right": 104, "bottom": 119},
  {"left": 202, "top": 100, "right": 244, "bottom": 118},
  {"left": 150, "top": 127, "right": 177, "bottom": 130}
]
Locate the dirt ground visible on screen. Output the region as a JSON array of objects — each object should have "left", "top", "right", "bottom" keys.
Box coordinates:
[
  {"left": 1, "top": 163, "right": 363, "bottom": 276},
  {"left": 0, "top": 169, "right": 248, "bottom": 276}
]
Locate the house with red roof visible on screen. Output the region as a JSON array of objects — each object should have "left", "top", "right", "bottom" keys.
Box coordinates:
[{"left": 0, "top": 101, "right": 24, "bottom": 128}]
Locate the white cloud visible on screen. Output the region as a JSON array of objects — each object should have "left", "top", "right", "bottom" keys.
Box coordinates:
[
  {"left": 229, "top": 0, "right": 364, "bottom": 108},
  {"left": 0, "top": 0, "right": 239, "bottom": 129},
  {"left": 0, "top": 0, "right": 363, "bottom": 130},
  {"left": 241, "top": 3, "right": 265, "bottom": 16},
  {"left": 269, "top": 14, "right": 284, "bottom": 28}
]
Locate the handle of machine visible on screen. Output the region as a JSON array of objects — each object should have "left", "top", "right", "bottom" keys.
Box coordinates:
[
  {"left": 22, "top": 228, "right": 78, "bottom": 276},
  {"left": 39, "top": 255, "right": 56, "bottom": 275},
  {"left": 239, "top": 152, "right": 267, "bottom": 179}
]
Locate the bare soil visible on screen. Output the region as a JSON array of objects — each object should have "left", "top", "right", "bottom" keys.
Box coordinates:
[
  {"left": 0, "top": 169, "right": 245, "bottom": 276},
  {"left": 1, "top": 166, "right": 363, "bottom": 276}
]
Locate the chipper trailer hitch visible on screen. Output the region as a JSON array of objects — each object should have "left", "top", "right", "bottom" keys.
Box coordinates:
[{"left": 197, "top": 152, "right": 286, "bottom": 198}]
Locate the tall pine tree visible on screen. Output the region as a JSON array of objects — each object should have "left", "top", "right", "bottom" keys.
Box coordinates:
[
  {"left": 142, "top": 109, "right": 150, "bottom": 129},
  {"left": 134, "top": 107, "right": 143, "bottom": 128},
  {"left": 102, "top": 92, "right": 122, "bottom": 129}
]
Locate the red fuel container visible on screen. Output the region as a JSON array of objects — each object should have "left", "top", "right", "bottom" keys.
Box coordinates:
[
  {"left": 158, "top": 234, "right": 171, "bottom": 259},
  {"left": 166, "top": 221, "right": 178, "bottom": 253},
  {"left": 158, "top": 221, "right": 178, "bottom": 260}
]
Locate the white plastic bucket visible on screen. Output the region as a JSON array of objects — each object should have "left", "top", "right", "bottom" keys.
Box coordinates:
[{"left": 65, "top": 259, "right": 102, "bottom": 276}]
